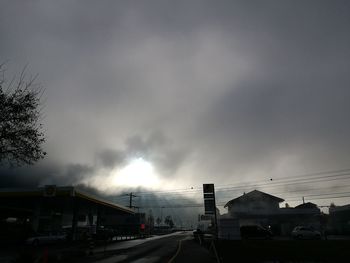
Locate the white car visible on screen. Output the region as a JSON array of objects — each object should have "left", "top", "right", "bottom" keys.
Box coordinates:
[
  {"left": 26, "top": 232, "right": 67, "bottom": 245},
  {"left": 291, "top": 226, "right": 321, "bottom": 239}
]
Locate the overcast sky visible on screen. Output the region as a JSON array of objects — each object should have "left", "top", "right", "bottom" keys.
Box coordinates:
[{"left": 1, "top": 0, "right": 350, "bottom": 206}]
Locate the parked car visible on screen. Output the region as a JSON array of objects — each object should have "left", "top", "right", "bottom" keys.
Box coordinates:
[
  {"left": 291, "top": 226, "right": 321, "bottom": 239},
  {"left": 240, "top": 225, "right": 273, "bottom": 239},
  {"left": 26, "top": 231, "right": 67, "bottom": 245}
]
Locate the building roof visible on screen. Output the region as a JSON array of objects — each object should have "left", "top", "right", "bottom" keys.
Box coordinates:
[
  {"left": 0, "top": 186, "right": 134, "bottom": 214},
  {"left": 224, "top": 189, "right": 284, "bottom": 208},
  {"left": 295, "top": 202, "right": 318, "bottom": 209},
  {"left": 329, "top": 204, "right": 350, "bottom": 213}
]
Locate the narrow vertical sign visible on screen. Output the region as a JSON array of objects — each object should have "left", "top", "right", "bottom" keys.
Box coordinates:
[{"left": 203, "top": 184, "right": 216, "bottom": 215}]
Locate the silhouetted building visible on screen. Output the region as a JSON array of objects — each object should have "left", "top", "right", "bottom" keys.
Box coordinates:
[
  {"left": 225, "top": 190, "right": 283, "bottom": 217},
  {"left": 329, "top": 204, "right": 350, "bottom": 234},
  {"left": 278, "top": 202, "right": 321, "bottom": 235},
  {"left": 222, "top": 190, "right": 321, "bottom": 236},
  {"left": 0, "top": 186, "right": 134, "bottom": 242}
]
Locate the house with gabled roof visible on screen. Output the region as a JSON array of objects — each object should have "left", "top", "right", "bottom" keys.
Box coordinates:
[
  {"left": 222, "top": 190, "right": 321, "bottom": 235},
  {"left": 224, "top": 190, "right": 284, "bottom": 217}
]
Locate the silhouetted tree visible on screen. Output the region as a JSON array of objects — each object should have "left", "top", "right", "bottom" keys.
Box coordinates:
[
  {"left": 0, "top": 64, "right": 46, "bottom": 166},
  {"left": 156, "top": 217, "right": 161, "bottom": 226},
  {"left": 164, "top": 215, "right": 174, "bottom": 228}
]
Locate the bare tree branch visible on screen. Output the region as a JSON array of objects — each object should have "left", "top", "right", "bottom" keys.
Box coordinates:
[{"left": 0, "top": 63, "right": 46, "bottom": 167}]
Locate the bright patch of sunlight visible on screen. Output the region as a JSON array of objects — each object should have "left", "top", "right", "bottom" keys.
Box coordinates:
[{"left": 112, "top": 158, "right": 160, "bottom": 188}]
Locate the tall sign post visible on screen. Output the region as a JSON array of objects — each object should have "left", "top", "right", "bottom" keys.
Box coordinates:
[{"left": 203, "top": 184, "right": 218, "bottom": 238}]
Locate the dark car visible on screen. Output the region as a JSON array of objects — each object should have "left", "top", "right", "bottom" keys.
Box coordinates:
[{"left": 240, "top": 225, "right": 273, "bottom": 239}]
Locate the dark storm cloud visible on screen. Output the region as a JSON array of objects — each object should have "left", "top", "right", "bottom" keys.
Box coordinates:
[
  {"left": 125, "top": 132, "right": 188, "bottom": 175},
  {"left": 186, "top": 0, "right": 350, "bottom": 183},
  {"left": 1, "top": 0, "right": 350, "bottom": 207},
  {"left": 0, "top": 167, "right": 45, "bottom": 188},
  {"left": 97, "top": 150, "right": 125, "bottom": 169},
  {"left": 0, "top": 163, "right": 93, "bottom": 188}
]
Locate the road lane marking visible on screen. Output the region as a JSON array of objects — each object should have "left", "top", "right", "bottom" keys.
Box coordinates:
[{"left": 167, "top": 237, "right": 189, "bottom": 263}]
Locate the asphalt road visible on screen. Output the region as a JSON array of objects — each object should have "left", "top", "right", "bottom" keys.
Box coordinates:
[
  {"left": 93, "top": 232, "right": 189, "bottom": 263},
  {"left": 0, "top": 232, "right": 192, "bottom": 263},
  {"left": 91, "top": 232, "right": 217, "bottom": 263},
  {"left": 0, "top": 232, "right": 216, "bottom": 263}
]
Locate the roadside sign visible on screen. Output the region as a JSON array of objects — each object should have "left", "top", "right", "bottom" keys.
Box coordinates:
[
  {"left": 203, "top": 184, "right": 216, "bottom": 215},
  {"left": 204, "top": 199, "right": 215, "bottom": 214},
  {"left": 203, "top": 184, "right": 218, "bottom": 238},
  {"left": 203, "top": 184, "right": 214, "bottom": 193}
]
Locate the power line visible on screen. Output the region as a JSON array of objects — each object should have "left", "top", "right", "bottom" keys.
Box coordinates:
[
  {"left": 134, "top": 171, "right": 350, "bottom": 196},
  {"left": 137, "top": 190, "right": 350, "bottom": 209},
  {"left": 133, "top": 173, "right": 350, "bottom": 198},
  {"left": 134, "top": 168, "right": 350, "bottom": 195},
  {"left": 109, "top": 168, "right": 350, "bottom": 210},
  {"left": 214, "top": 184, "right": 350, "bottom": 202},
  {"left": 288, "top": 191, "right": 350, "bottom": 199},
  {"left": 139, "top": 194, "right": 350, "bottom": 209},
  {"left": 115, "top": 183, "right": 350, "bottom": 210}
]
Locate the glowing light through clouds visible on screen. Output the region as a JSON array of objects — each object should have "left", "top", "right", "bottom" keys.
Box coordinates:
[{"left": 112, "top": 158, "right": 160, "bottom": 188}]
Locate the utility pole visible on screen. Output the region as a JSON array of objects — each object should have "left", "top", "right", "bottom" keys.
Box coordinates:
[{"left": 125, "top": 192, "right": 137, "bottom": 209}]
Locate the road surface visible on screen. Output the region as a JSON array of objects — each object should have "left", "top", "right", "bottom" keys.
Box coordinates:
[
  {"left": 91, "top": 231, "right": 216, "bottom": 263},
  {"left": 0, "top": 232, "right": 217, "bottom": 263}
]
